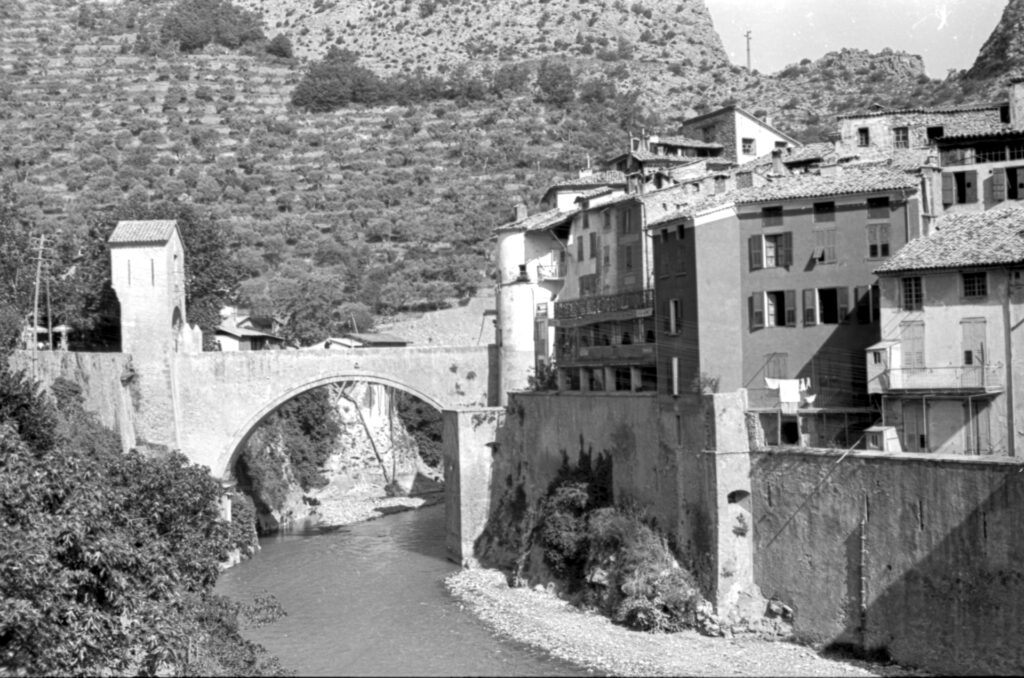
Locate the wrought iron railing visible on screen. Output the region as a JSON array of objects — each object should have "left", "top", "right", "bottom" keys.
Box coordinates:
[
  {"left": 554, "top": 289, "right": 654, "bottom": 320},
  {"left": 536, "top": 263, "right": 566, "bottom": 281},
  {"left": 555, "top": 341, "right": 655, "bottom": 364},
  {"left": 876, "top": 366, "right": 1002, "bottom": 391}
]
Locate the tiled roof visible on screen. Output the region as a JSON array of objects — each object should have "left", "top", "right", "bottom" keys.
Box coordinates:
[
  {"left": 836, "top": 102, "right": 1003, "bottom": 119},
  {"left": 875, "top": 205, "right": 1024, "bottom": 274},
  {"left": 937, "top": 127, "right": 1024, "bottom": 141},
  {"left": 495, "top": 207, "right": 579, "bottom": 233},
  {"left": 215, "top": 324, "right": 282, "bottom": 340},
  {"left": 736, "top": 142, "right": 860, "bottom": 172},
  {"left": 606, "top": 148, "right": 699, "bottom": 164},
  {"left": 109, "top": 220, "right": 177, "bottom": 244},
  {"left": 646, "top": 188, "right": 741, "bottom": 227},
  {"left": 574, "top": 187, "right": 614, "bottom": 201},
  {"left": 734, "top": 165, "right": 918, "bottom": 203},
  {"left": 548, "top": 170, "right": 626, "bottom": 189}
]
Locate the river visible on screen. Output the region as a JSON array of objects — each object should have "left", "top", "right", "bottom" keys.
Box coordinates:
[{"left": 214, "top": 503, "right": 590, "bottom": 676}]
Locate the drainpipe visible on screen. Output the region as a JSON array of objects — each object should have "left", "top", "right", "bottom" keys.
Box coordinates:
[{"left": 1003, "top": 267, "right": 1016, "bottom": 456}]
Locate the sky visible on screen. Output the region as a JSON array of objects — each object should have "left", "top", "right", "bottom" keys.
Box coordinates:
[{"left": 704, "top": 0, "right": 1008, "bottom": 78}]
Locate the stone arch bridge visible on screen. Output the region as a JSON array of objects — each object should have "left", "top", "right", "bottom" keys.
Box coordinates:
[{"left": 15, "top": 345, "right": 502, "bottom": 563}]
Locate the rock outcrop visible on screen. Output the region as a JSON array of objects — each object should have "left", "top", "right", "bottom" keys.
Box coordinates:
[{"left": 969, "top": 0, "right": 1024, "bottom": 80}]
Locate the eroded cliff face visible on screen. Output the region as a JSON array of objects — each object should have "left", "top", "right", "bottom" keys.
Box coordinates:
[
  {"left": 237, "top": 383, "right": 443, "bottom": 533},
  {"left": 970, "top": 0, "right": 1024, "bottom": 80}
]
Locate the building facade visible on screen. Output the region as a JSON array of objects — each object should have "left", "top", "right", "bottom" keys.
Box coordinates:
[{"left": 869, "top": 206, "right": 1024, "bottom": 456}]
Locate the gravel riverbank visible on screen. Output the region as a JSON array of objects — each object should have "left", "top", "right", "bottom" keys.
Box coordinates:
[{"left": 446, "top": 568, "right": 928, "bottom": 677}]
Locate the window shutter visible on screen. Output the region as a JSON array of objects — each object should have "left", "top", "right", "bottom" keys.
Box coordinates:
[
  {"left": 780, "top": 232, "right": 793, "bottom": 267},
  {"left": 838, "top": 286, "right": 850, "bottom": 323},
  {"left": 941, "top": 173, "right": 955, "bottom": 204},
  {"left": 749, "top": 235, "right": 763, "bottom": 271},
  {"left": 867, "top": 225, "right": 878, "bottom": 257},
  {"left": 855, "top": 285, "right": 870, "bottom": 323},
  {"left": 751, "top": 293, "right": 765, "bottom": 330},
  {"left": 993, "top": 167, "right": 1007, "bottom": 202},
  {"left": 825, "top": 229, "right": 836, "bottom": 262},
  {"left": 965, "top": 170, "right": 978, "bottom": 203},
  {"left": 879, "top": 223, "right": 890, "bottom": 256},
  {"left": 803, "top": 289, "right": 817, "bottom": 325},
  {"left": 784, "top": 290, "right": 797, "bottom": 327}
]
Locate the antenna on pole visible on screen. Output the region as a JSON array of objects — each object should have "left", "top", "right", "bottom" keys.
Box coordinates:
[
  {"left": 744, "top": 29, "right": 752, "bottom": 71},
  {"left": 31, "top": 234, "right": 45, "bottom": 379}
]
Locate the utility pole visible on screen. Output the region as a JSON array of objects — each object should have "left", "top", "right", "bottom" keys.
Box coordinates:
[
  {"left": 31, "top": 234, "right": 45, "bottom": 379},
  {"left": 745, "top": 29, "right": 752, "bottom": 71}
]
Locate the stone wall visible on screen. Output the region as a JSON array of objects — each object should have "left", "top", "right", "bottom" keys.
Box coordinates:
[
  {"left": 9, "top": 350, "right": 136, "bottom": 453},
  {"left": 750, "top": 448, "right": 1024, "bottom": 674}
]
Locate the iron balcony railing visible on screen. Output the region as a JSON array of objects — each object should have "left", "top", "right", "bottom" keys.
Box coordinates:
[
  {"left": 536, "top": 263, "right": 566, "bottom": 281},
  {"left": 555, "top": 341, "right": 656, "bottom": 365},
  {"left": 554, "top": 289, "right": 654, "bottom": 320},
  {"left": 875, "top": 366, "right": 1003, "bottom": 392}
]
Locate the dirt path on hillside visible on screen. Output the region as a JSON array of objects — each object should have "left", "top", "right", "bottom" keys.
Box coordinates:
[{"left": 447, "top": 568, "right": 929, "bottom": 677}]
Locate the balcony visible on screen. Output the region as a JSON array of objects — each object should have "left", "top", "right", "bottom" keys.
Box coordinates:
[
  {"left": 536, "top": 263, "right": 566, "bottom": 281},
  {"left": 553, "top": 289, "right": 654, "bottom": 326},
  {"left": 869, "top": 366, "right": 1003, "bottom": 394},
  {"left": 556, "top": 341, "right": 656, "bottom": 366}
]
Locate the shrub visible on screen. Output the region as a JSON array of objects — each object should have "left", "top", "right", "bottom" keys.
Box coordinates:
[
  {"left": 266, "top": 33, "right": 293, "bottom": 59},
  {"left": 160, "top": 0, "right": 265, "bottom": 52}
]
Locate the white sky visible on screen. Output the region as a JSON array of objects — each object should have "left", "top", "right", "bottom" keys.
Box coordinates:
[{"left": 704, "top": 0, "right": 1007, "bottom": 78}]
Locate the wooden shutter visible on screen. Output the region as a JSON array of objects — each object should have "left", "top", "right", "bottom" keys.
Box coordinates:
[
  {"left": 751, "top": 293, "right": 765, "bottom": 330},
  {"left": 941, "top": 173, "right": 955, "bottom": 204},
  {"left": 803, "top": 288, "right": 817, "bottom": 325},
  {"left": 824, "top": 229, "right": 836, "bottom": 262},
  {"left": 838, "top": 286, "right": 850, "bottom": 323},
  {"left": 749, "top": 235, "right": 763, "bottom": 271},
  {"left": 993, "top": 167, "right": 1007, "bottom": 202},
  {"left": 867, "top": 224, "right": 877, "bottom": 257},
  {"left": 780, "top": 232, "right": 793, "bottom": 267},
  {"left": 784, "top": 290, "right": 797, "bottom": 327},
  {"left": 965, "top": 170, "right": 978, "bottom": 203},
  {"left": 879, "top": 223, "right": 890, "bottom": 256},
  {"left": 855, "top": 285, "right": 871, "bottom": 324}
]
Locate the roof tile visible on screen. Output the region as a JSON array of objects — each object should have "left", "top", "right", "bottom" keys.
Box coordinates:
[
  {"left": 876, "top": 205, "right": 1024, "bottom": 274},
  {"left": 109, "top": 220, "right": 178, "bottom": 244}
]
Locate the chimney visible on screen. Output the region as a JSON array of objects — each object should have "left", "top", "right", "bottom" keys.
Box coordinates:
[
  {"left": 763, "top": 115, "right": 772, "bottom": 127},
  {"left": 513, "top": 202, "right": 528, "bottom": 221},
  {"left": 771, "top": 148, "right": 785, "bottom": 176},
  {"left": 1009, "top": 77, "right": 1024, "bottom": 128}
]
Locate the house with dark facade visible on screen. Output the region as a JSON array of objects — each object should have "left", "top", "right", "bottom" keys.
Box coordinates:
[
  {"left": 680, "top": 106, "right": 799, "bottom": 165},
  {"left": 867, "top": 206, "right": 1024, "bottom": 456},
  {"left": 650, "top": 163, "right": 922, "bottom": 446}
]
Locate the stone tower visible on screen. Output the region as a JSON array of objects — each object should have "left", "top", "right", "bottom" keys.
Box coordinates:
[
  {"left": 109, "top": 220, "right": 189, "bottom": 358},
  {"left": 108, "top": 220, "right": 197, "bottom": 451}
]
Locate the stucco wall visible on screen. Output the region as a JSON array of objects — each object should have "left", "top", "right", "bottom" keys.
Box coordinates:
[{"left": 751, "top": 447, "right": 1024, "bottom": 674}]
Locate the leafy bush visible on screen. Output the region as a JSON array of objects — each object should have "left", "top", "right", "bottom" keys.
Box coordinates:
[
  {"left": 160, "top": 0, "right": 266, "bottom": 52},
  {"left": 266, "top": 33, "right": 293, "bottom": 59},
  {"left": 0, "top": 363, "right": 284, "bottom": 675}
]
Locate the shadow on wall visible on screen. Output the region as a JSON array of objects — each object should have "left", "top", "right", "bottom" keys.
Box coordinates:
[{"left": 751, "top": 451, "right": 1024, "bottom": 675}]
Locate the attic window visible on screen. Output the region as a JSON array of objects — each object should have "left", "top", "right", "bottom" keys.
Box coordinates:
[{"left": 742, "top": 138, "right": 756, "bottom": 155}]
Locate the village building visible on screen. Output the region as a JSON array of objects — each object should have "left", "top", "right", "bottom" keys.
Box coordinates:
[
  {"left": 650, "top": 163, "right": 922, "bottom": 446},
  {"left": 867, "top": 206, "right": 1024, "bottom": 456},
  {"left": 679, "top": 105, "right": 799, "bottom": 165}
]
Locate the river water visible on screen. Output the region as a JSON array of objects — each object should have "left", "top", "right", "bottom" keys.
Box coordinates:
[{"left": 215, "top": 504, "right": 589, "bottom": 676}]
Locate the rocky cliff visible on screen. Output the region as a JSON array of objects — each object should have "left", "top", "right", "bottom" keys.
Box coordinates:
[{"left": 969, "top": 0, "right": 1024, "bottom": 81}]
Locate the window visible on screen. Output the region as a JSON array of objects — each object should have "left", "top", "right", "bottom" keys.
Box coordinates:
[
  {"left": 751, "top": 290, "right": 796, "bottom": 329},
  {"left": 926, "top": 126, "right": 944, "bottom": 141},
  {"left": 813, "top": 201, "right": 835, "bottom": 223},
  {"left": 963, "top": 272, "right": 987, "bottom": 298},
  {"left": 668, "top": 298, "right": 680, "bottom": 334},
  {"left": 749, "top": 233, "right": 793, "bottom": 270},
  {"left": 577, "top": 236, "right": 584, "bottom": 260},
  {"left": 942, "top": 171, "right": 978, "bottom": 204},
  {"left": 816, "top": 287, "right": 849, "bottom": 324},
  {"left": 900, "top": 321, "right": 925, "bottom": 368},
  {"left": 621, "top": 209, "right": 634, "bottom": 233},
  {"left": 589, "top": 233, "right": 597, "bottom": 259},
  {"left": 761, "top": 206, "right": 783, "bottom": 227},
  {"left": 624, "top": 245, "right": 633, "bottom": 272},
  {"left": 602, "top": 245, "right": 610, "bottom": 267},
  {"left": 742, "top": 137, "right": 756, "bottom": 155},
  {"left": 603, "top": 210, "right": 612, "bottom": 230},
  {"left": 867, "top": 196, "right": 890, "bottom": 219},
  {"left": 775, "top": 140, "right": 788, "bottom": 149},
  {"left": 893, "top": 126, "right": 909, "bottom": 149},
  {"left": 813, "top": 228, "right": 836, "bottom": 263},
  {"left": 867, "top": 223, "right": 890, "bottom": 258},
  {"left": 902, "top": 276, "right": 923, "bottom": 311},
  {"left": 857, "top": 128, "right": 870, "bottom": 147},
  {"left": 582, "top": 212, "right": 590, "bottom": 229},
  {"left": 701, "top": 124, "right": 716, "bottom": 142}
]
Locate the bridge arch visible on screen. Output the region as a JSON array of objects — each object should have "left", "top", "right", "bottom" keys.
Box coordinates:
[{"left": 216, "top": 370, "right": 446, "bottom": 482}]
